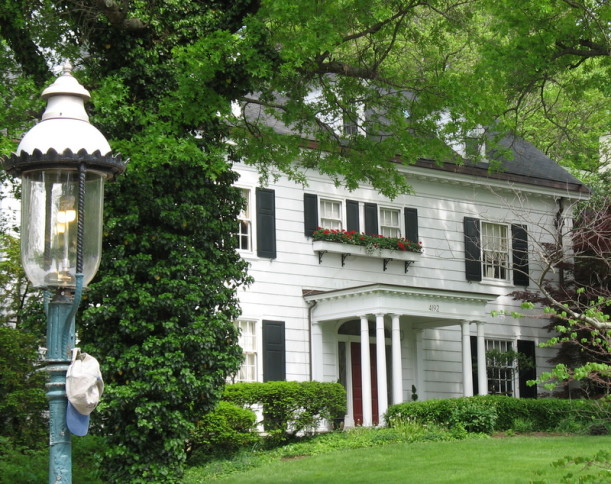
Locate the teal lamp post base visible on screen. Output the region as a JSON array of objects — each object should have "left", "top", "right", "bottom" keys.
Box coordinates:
[{"left": 45, "top": 276, "right": 83, "bottom": 484}]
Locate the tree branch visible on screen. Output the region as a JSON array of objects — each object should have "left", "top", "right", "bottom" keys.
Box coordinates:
[
  {"left": 0, "top": 17, "right": 51, "bottom": 86},
  {"left": 93, "top": 0, "right": 146, "bottom": 31},
  {"left": 341, "top": 1, "right": 425, "bottom": 43}
]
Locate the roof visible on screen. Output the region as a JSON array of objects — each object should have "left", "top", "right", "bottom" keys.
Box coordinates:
[
  {"left": 240, "top": 100, "right": 589, "bottom": 195},
  {"left": 414, "top": 133, "right": 588, "bottom": 194}
]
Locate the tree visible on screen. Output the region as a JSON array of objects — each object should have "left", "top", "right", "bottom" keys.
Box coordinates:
[
  {"left": 226, "top": 0, "right": 609, "bottom": 194},
  {"left": 1, "top": 0, "right": 608, "bottom": 480},
  {"left": 1, "top": 2, "right": 258, "bottom": 482},
  {"left": 475, "top": 0, "right": 610, "bottom": 171},
  {"left": 511, "top": 172, "right": 610, "bottom": 394}
]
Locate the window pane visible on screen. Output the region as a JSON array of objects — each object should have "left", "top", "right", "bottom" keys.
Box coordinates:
[
  {"left": 380, "top": 208, "right": 400, "bottom": 238},
  {"left": 482, "top": 223, "right": 509, "bottom": 280},
  {"left": 320, "top": 199, "right": 343, "bottom": 230},
  {"left": 486, "top": 339, "right": 514, "bottom": 397},
  {"left": 235, "top": 321, "right": 257, "bottom": 382},
  {"left": 237, "top": 189, "right": 251, "bottom": 251}
]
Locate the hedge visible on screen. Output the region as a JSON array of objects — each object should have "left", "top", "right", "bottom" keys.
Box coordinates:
[
  {"left": 385, "top": 395, "right": 610, "bottom": 434},
  {"left": 223, "top": 381, "right": 346, "bottom": 441}
]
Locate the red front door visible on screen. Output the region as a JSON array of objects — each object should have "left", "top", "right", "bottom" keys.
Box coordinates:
[{"left": 351, "top": 342, "right": 379, "bottom": 425}]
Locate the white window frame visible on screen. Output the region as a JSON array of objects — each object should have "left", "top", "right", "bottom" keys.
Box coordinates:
[
  {"left": 379, "top": 206, "right": 402, "bottom": 238},
  {"left": 234, "top": 320, "right": 258, "bottom": 383},
  {"left": 319, "top": 198, "right": 343, "bottom": 230},
  {"left": 481, "top": 222, "right": 510, "bottom": 281},
  {"left": 485, "top": 339, "right": 516, "bottom": 397},
  {"left": 237, "top": 188, "right": 252, "bottom": 252}
]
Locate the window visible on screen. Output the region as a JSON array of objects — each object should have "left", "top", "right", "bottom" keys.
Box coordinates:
[
  {"left": 343, "top": 107, "right": 359, "bottom": 136},
  {"left": 237, "top": 189, "right": 251, "bottom": 251},
  {"left": 486, "top": 339, "right": 514, "bottom": 396},
  {"left": 235, "top": 320, "right": 257, "bottom": 382},
  {"left": 472, "top": 337, "right": 537, "bottom": 398},
  {"left": 481, "top": 222, "right": 509, "bottom": 280},
  {"left": 379, "top": 207, "right": 401, "bottom": 238},
  {"left": 464, "top": 218, "right": 529, "bottom": 285},
  {"left": 320, "top": 199, "right": 343, "bottom": 230},
  {"left": 465, "top": 137, "right": 483, "bottom": 160}
]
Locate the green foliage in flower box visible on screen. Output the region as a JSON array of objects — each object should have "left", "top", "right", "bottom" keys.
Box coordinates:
[{"left": 312, "top": 228, "right": 422, "bottom": 253}]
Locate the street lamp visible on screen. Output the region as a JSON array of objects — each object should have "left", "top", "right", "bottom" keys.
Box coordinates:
[{"left": 1, "top": 62, "right": 125, "bottom": 483}]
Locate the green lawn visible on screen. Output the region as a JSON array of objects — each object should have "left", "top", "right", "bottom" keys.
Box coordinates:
[{"left": 183, "top": 435, "right": 610, "bottom": 483}]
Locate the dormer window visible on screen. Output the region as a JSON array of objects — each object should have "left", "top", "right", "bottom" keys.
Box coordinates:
[
  {"left": 343, "top": 107, "right": 359, "bottom": 136},
  {"left": 464, "top": 126, "right": 486, "bottom": 161}
]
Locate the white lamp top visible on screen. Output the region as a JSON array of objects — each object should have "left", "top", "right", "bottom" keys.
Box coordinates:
[{"left": 17, "top": 61, "right": 111, "bottom": 156}]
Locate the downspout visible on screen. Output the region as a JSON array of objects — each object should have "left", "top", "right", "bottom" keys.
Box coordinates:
[
  {"left": 555, "top": 197, "right": 566, "bottom": 287},
  {"left": 307, "top": 300, "right": 318, "bottom": 381}
]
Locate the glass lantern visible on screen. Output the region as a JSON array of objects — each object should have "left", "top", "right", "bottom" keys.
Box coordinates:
[{"left": 20, "top": 169, "right": 105, "bottom": 288}]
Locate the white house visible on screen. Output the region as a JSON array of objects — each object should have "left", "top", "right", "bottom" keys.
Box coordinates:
[{"left": 231, "top": 133, "right": 589, "bottom": 427}]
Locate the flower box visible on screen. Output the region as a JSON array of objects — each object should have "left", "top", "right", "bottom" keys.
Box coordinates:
[{"left": 312, "top": 240, "right": 420, "bottom": 272}]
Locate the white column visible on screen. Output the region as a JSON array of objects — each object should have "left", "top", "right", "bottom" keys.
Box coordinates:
[
  {"left": 375, "top": 313, "right": 388, "bottom": 425},
  {"left": 415, "top": 329, "right": 425, "bottom": 401},
  {"left": 360, "top": 315, "right": 373, "bottom": 427},
  {"left": 461, "top": 321, "right": 473, "bottom": 397},
  {"left": 391, "top": 314, "right": 403, "bottom": 404},
  {"left": 477, "top": 322, "right": 488, "bottom": 395},
  {"left": 311, "top": 320, "right": 324, "bottom": 381}
]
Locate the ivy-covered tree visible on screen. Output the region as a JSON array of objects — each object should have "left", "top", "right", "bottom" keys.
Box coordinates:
[
  {"left": 0, "top": 0, "right": 608, "bottom": 481},
  {"left": 1, "top": 2, "right": 259, "bottom": 482}
]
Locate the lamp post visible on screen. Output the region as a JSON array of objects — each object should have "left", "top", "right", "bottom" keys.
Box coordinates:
[{"left": 1, "top": 62, "right": 125, "bottom": 483}]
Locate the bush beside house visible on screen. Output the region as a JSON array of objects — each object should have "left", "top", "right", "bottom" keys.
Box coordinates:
[
  {"left": 386, "top": 395, "right": 610, "bottom": 435},
  {"left": 223, "top": 381, "right": 347, "bottom": 442}
]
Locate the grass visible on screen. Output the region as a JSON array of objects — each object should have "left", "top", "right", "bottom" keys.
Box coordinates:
[{"left": 182, "top": 433, "right": 611, "bottom": 483}]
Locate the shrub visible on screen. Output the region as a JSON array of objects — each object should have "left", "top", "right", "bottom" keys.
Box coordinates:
[
  {"left": 223, "top": 381, "right": 346, "bottom": 442},
  {"left": 449, "top": 401, "right": 497, "bottom": 434},
  {"left": 385, "top": 395, "right": 609, "bottom": 434},
  {"left": 0, "top": 435, "right": 106, "bottom": 484},
  {"left": 0, "top": 326, "right": 47, "bottom": 450},
  {"left": 188, "top": 401, "right": 259, "bottom": 462}
]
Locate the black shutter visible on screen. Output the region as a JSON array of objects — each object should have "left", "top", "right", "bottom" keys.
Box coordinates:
[
  {"left": 364, "top": 203, "right": 378, "bottom": 235},
  {"left": 256, "top": 188, "right": 276, "bottom": 259},
  {"left": 346, "top": 200, "right": 360, "bottom": 233},
  {"left": 464, "top": 217, "right": 482, "bottom": 281},
  {"left": 470, "top": 335, "right": 479, "bottom": 396},
  {"left": 517, "top": 340, "right": 537, "bottom": 399},
  {"left": 404, "top": 208, "right": 418, "bottom": 243},
  {"left": 303, "top": 193, "right": 318, "bottom": 236},
  {"left": 512, "top": 224, "right": 529, "bottom": 286},
  {"left": 262, "top": 320, "right": 286, "bottom": 382}
]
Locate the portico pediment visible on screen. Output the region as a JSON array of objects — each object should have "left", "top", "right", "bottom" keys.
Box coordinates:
[{"left": 304, "top": 283, "right": 498, "bottom": 326}]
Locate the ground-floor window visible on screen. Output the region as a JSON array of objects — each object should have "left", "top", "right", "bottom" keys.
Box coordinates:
[
  {"left": 471, "top": 337, "right": 537, "bottom": 398},
  {"left": 234, "top": 320, "right": 257, "bottom": 382},
  {"left": 486, "top": 339, "right": 515, "bottom": 396}
]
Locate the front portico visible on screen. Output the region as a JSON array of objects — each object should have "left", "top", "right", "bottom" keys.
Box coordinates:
[{"left": 304, "top": 284, "right": 497, "bottom": 427}]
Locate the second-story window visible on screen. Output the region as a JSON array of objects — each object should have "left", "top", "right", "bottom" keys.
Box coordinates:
[
  {"left": 320, "top": 199, "right": 343, "bottom": 230},
  {"left": 379, "top": 207, "right": 401, "bottom": 238},
  {"left": 481, "top": 222, "right": 509, "bottom": 280},
  {"left": 238, "top": 188, "right": 251, "bottom": 251}
]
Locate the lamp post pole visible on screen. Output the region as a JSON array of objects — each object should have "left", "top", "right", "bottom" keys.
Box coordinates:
[
  {"left": 1, "top": 62, "right": 125, "bottom": 483},
  {"left": 45, "top": 282, "right": 82, "bottom": 481}
]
